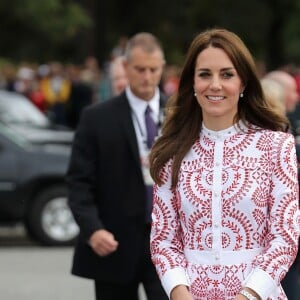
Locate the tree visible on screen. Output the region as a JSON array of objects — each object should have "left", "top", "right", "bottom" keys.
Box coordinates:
[
  {"left": 87, "top": 0, "right": 300, "bottom": 69},
  {"left": 264, "top": 0, "right": 300, "bottom": 69},
  {"left": 2, "top": 0, "right": 300, "bottom": 70},
  {"left": 0, "top": 0, "right": 91, "bottom": 62}
]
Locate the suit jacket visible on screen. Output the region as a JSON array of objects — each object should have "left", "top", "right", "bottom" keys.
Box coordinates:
[{"left": 67, "top": 91, "right": 167, "bottom": 282}]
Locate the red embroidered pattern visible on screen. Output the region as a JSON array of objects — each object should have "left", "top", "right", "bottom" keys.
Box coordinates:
[{"left": 150, "top": 126, "right": 299, "bottom": 300}]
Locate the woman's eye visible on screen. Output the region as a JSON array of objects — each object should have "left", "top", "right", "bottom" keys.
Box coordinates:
[
  {"left": 198, "top": 72, "right": 210, "bottom": 78},
  {"left": 223, "top": 72, "right": 234, "bottom": 78}
]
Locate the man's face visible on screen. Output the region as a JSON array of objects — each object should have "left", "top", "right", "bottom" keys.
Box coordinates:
[
  {"left": 111, "top": 63, "right": 128, "bottom": 96},
  {"left": 124, "top": 46, "right": 165, "bottom": 100}
]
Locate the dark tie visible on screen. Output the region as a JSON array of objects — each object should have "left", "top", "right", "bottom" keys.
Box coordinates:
[
  {"left": 144, "top": 105, "right": 158, "bottom": 149},
  {"left": 144, "top": 105, "right": 158, "bottom": 223}
]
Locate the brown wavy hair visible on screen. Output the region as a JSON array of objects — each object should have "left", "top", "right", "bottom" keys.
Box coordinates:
[{"left": 149, "top": 28, "right": 289, "bottom": 188}]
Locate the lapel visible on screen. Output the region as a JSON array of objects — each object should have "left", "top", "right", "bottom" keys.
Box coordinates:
[
  {"left": 115, "top": 91, "right": 167, "bottom": 167},
  {"left": 115, "top": 93, "right": 140, "bottom": 166}
]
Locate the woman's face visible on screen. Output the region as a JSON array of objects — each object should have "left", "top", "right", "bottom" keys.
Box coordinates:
[{"left": 193, "top": 46, "right": 244, "bottom": 130}]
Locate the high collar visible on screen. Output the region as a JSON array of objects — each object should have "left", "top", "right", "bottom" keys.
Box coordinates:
[{"left": 201, "top": 120, "right": 248, "bottom": 140}]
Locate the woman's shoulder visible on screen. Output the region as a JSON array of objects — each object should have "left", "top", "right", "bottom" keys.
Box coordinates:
[{"left": 248, "top": 124, "right": 294, "bottom": 141}]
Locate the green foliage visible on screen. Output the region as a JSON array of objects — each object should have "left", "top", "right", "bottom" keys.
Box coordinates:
[
  {"left": 1, "top": 0, "right": 300, "bottom": 69},
  {"left": 99, "top": 0, "right": 300, "bottom": 69},
  {"left": 284, "top": 1, "right": 300, "bottom": 65},
  {"left": 0, "top": 0, "right": 91, "bottom": 62}
]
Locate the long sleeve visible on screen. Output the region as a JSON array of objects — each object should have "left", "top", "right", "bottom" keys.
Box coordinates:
[
  {"left": 66, "top": 108, "right": 104, "bottom": 241},
  {"left": 150, "top": 160, "right": 190, "bottom": 297},
  {"left": 244, "top": 133, "right": 300, "bottom": 299}
]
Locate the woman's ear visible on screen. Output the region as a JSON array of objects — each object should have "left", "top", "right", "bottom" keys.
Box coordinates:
[
  {"left": 240, "top": 85, "right": 246, "bottom": 96},
  {"left": 241, "top": 83, "right": 246, "bottom": 93}
]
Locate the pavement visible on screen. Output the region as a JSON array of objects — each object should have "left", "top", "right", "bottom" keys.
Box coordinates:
[
  {"left": 1, "top": 225, "right": 299, "bottom": 299},
  {"left": 0, "top": 225, "right": 147, "bottom": 300}
]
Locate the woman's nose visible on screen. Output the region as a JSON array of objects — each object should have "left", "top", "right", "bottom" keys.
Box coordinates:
[{"left": 210, "top": 76, "right": 222, "bottom": 90}]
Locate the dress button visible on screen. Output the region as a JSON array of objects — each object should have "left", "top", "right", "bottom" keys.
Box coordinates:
[
  {"left": 214, "top": 223, "right": 219, "bottom": 228},
  {"left": 215, "top": 162, "right": 220, "bottom": 167},
  {"left": 214, "top": 192, "right": 219, "bottom": 197}
]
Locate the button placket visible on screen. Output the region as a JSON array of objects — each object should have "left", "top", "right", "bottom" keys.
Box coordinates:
[{"left": 211, "top": 139, "right": 223, "bottom": 253}]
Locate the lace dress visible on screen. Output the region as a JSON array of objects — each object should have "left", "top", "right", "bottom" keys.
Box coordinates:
[{"left": 150, "top": 123, "right": 300, "bottom": 300}]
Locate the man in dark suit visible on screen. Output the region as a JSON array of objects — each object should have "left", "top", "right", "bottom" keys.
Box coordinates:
[{"left": 67, "top": 32, "right": 168, "bottom": 300}]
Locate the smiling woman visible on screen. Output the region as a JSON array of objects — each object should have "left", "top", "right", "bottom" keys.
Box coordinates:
[
  {"left": 149, "top": 28, "right": 300, "bottom": 300},
  {"left": 193, "top": 46, "right": 244, "bottom": 130}
]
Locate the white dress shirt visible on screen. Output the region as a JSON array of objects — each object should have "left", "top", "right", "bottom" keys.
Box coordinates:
[
  {"left": 126, "top": 86, "right": 160, "bottom": 149},
  {"left": 126, "top": 86, "right": 160, "bottom": 185}
]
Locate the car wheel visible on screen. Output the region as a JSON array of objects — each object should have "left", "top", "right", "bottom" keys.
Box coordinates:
[{"left": 25, "top": 185, "right": 79, "bottom": 246}]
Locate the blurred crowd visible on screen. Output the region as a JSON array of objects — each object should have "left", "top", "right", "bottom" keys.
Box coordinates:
[
  {"left": 259, "top": 63, "right": 300, "bottom": 137},
  {"left": 0, "top": 36, "right": 181, "bottom": 130},
  {"left": 0, "top": 36, "right": 300, "bottom": 135}
]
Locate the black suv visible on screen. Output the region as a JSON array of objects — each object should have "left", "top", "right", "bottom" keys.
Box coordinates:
[{"left": 0, "top": 98, "right": 78, "bottom": 246}]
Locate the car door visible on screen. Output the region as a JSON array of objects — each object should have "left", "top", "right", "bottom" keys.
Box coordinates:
[{"left": 0, "top": 128, "right": 23, "bottom": 221}]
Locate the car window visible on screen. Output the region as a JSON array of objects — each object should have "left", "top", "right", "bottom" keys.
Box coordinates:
[{"left": 0, "top": 91, "right": 50, "bottom": 127}]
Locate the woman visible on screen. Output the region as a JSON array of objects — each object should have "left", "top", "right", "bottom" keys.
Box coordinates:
[{"left": 149, "top": 28, "right": 300, "bottom": 300}]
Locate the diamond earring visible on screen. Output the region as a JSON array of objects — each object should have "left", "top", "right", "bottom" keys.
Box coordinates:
[{"left": 240, "top": 92, "right": 244, "bottom": 98}]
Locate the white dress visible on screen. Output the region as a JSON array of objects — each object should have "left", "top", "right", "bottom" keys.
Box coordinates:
[{"left": 150, "top": 122, "right": 300, "bottom": 300}]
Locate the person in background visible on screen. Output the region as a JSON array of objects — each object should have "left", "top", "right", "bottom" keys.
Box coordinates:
[
  {"left": 149, "top": 28, "right": 299, "bottom": 300},
  {"left": 67, "top": 64, "right": 93, "bottom": 129},
  {"left": 80, "top": 56, "right": 102, "bottom": 102},
  {"left": 263, "top": 70, "right": 299, "bottom": 134},
  {"left": 14, "top": 66, "right": 35, "bottom": 96},
  {"left": 40, "top": 61, "right": 71, "bottom": 125},
  {"left": 262, "top": 71, "right": 300, "bottom": 300},
  {"left": 67, "top": 32, "right": 168, "bottom": 300},
  {"left": 260, "top": 77, "right": 285, "bottom": 116},
  {"left": 97, "top": 61, "right": 112, "bottom": 102},
  {"left": 109, "top": 56, "right": 128, "bottom": 97},
  {"left": 161, "top": 64, "right": 181, "bottom": 97},
  {"left": 14, "top": 66, "right": 46, "bottom": 112}
]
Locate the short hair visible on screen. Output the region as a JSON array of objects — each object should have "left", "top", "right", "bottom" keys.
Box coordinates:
[
  {"left": 261, "top": 77, "right": 285, "bottom": 114},
  {"left": 124, "top": 32, "right": 165, "bottom": 62},
  {"left": 109, "top": 56, "right": 126, "bottom": 79}
]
